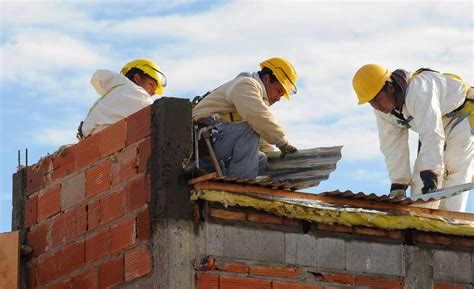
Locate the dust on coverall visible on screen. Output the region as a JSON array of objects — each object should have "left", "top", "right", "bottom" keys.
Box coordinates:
[
  {"left": 192, "top": 72, "right": 288, "bottom": 178},
  {"left": 374, "top": 71, "right": 472, "bottom": 212},
  {"left": 81, "top": 70, "right": 153, "bottom": 137}
]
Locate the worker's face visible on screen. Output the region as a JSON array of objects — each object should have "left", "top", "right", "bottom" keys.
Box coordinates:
[
  {"left": 134, "top": 73, "right": 158, "bottom": 96},
  {"left": 262, "top": 74, "right": 285, "bottom": 106},
  {"left": 369, "top": 83, "right": 397, "bottom": 114}
]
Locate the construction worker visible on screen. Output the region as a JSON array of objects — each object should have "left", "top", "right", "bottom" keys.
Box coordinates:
[
  {"left": 353, "top": 64, "right": 473, "bottom": 212},
  {"left": 192, "top": 57, "right": 298, "bottom": 179},
  {"left": 78, "top": 58, "right": 167, "bottom": 138}
]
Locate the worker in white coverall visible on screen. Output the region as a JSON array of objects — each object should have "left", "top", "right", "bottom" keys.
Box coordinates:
[
  {"left": 353, "top": 64, "right": 473, "bottom": 212},
  {"left": 78, "top": 59, "right": 167, "bottom": 139},
  {"left": 192, "top": 57, "right": 298, "bottom": 179}
]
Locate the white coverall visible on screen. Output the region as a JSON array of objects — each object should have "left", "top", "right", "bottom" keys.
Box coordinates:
[
  {"left": 374, "top": 71, "right": 472, "bottom": 212},
  {"left": 81, "top": 70, "right": 153, "bottom": 137}
]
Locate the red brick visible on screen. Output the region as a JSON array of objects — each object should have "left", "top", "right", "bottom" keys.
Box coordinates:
[
  {"left": 124, "top": 244, "right": 151, "bottom": 281},
  {"left": 51, "top": 210, "right": 75, "bottom": 247},
  {"left": 111, "top": 145, "right": 138, "bottom": 186},
  {"left": 26, "top": 261, "right": 36, "bottom": 289},
  {"left": 283, "top": 218, "right": 299, "bottom": 227},
  {"left": 100, "top": 119, "right": 126, "bottom": 158},
  {"left": 86, "top": 160, "right": 111, "bottom": 198},
  {"left": 354, "top": 275, "right": 404, "bottom": 288},
  {"left": 316, "top": 222, "right": 352, "bottom": 234},
  {"left": 247, "top": 213, "right": 282, "bottom": 225},
  {"left": 98, "top": 256, "right": 124, "bottom": 289},
  {"left": 100, "top": 190, "right": 125, "bottom": 224},
  {"left": 52, "top": 145, "right": 76, "bottom": 181},
  {"left": 25, "top": 196, "right": 38, "bottom": 228},
  {"left": 316, "top": 272, "right": 353, "bottom": 285},
  {"left": 75, "top": 205, "right": 88, "bottom": 236},
  {"left": 434, "top": 284, "right": 471, "bottom": 289},
  {"left": 86, "top": 228, "right": 110, "bottom": 263},
  {"left": 36, "top": 155, "right": 53, "bottom": 176},
  {"left": 60, "top": 240, "right": 85, "bottom": 275},
  {"left": 249, "top": 265, "right": 300, "bottom": 278},
  {"left": 36, "top": 251, "right": 60, "bottom": 286},
  {"left": 61, "top": 172, "right": 85, "bottom": 210},
  {"left": 88, "top": 200, "right": 101, "bottom": 231},
  {"left": 38, "top": 185, "right": 61, "bottom": 221},
  {"left": 26, "top": 166, "right": 45, "bottom": 195},
  {"left": 210, "top": 208, "right": 246, "bottom": 221},
  {"left": 125, "top": 175, "right": 150, "bottom": 212},
  {"left": 219, "top": 262, "right": 248, "bottom": 274},
  {"left": 196, "top": 273, "right": 219, "bottom": 289},
  {"left": 27, "top": 223, "right": 49, "bottom": 258},
  {"left": 138, "top": 137, "right": 151, "bottom": 173},
  {"left": 76, "top": 133, "right": 101, "bottom": 170},
  {"left": 72, "top": 267, "right": 98, "bottom": 289},
  {"left": 47, "top": 280, "right": 72, "bottom": 289},
  {"left": 220, "top": 276, "right": 271, "bottom": 289},
  {"left": 272, "top": 281, "right": 324, "bottom": 289},
  {"left": 416, "top": 233, "right": 452, "bottom": 246},
  {"left": 137, "top": 209, "right": 151, "bottom": 241},
  {"left": 110, "top": 216, "right": 135, "bottom": 253},
  {"left": 127, "top": 105, "right": 151, "bottom": 145}
]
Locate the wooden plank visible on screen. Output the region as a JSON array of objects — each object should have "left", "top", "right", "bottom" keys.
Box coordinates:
[
  {"left": 193, "top": 181, "right": 474, "bottom": 222},
  {"left": 0, "top": 231, "right": 20, "bottom": 289},
  {"left": 187, "top": 172, "right": 217, "bottom": 185}
]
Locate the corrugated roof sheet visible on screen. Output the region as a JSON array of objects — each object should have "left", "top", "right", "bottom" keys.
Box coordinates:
[
  {"left": 258, "top": 146, "right": 342, "bottom": 189},
  {"left": 320, "top": 182, "right": 471, "bottom": 205}
]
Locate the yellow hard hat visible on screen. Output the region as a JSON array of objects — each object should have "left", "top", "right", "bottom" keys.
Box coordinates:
[
  {"left": 259, "top": 57, "right": 297, "bottom": 100},
  {"left": 353, "top": 64, "right": 391, "bottom": 105},
  {"left": 121, "top": 59, "right": 167, "bottom": 95}
]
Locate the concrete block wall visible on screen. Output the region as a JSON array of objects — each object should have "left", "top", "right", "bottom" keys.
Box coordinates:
[
  {"left": 193, "top": 205, "right": 474, "bottom": 289},
  {"left": 19, "top": 105, "right": 153, "bottom": 289}
]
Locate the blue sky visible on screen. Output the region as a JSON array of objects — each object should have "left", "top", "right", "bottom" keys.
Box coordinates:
[{"left": 1, "top": 0, "right": 473, "bottom": 233}]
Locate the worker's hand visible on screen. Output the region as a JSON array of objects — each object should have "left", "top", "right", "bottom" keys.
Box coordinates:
[
  {"left": 277, "top": 142, "right": 297, "bottom": 158},
  {"left": 420, "top": 170, "right": 438, "bottom": 194},
  {"left": 389, "top": 183, "right": 408, "bottom": 198}
]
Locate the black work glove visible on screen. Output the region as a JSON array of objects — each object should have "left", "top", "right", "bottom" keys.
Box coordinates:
[
  {"left": 420, "top": 170, "right": 438, "bottom": 194},
  {"left": 389, "top": 183, "right": 408, "bottom": 198},
  {"left": 277, "top": 142, "right": 298, "bottom": 158}
]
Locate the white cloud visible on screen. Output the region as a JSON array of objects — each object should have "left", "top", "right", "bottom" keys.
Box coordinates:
[{"left": 29, "top": 128, "right": 78, "bottom": 147}]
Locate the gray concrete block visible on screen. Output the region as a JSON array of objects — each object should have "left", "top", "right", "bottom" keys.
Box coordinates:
[
  {"left": 224, "top": 226, "right": 285, "bottom": 263},
  {"left": 433, "top": 249, "right": 472, "bottom": 284},
  {"left": 404, "top": 246, "right": 432, "bottom": 289},
  {"left": 195, "top": 222, "right": 224, "bottom": 257},
  {"left": 317, "top": 237, "right": 345, "bottom": 270},
  {"left": 346, "top": 240, "right": 402, "bottom": 276},
  {"left": 284, "top": 233, "right": 317, "bottom": 266}
]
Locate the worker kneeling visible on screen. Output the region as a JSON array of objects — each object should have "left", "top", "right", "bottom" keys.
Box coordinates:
[
  {"left": 353, "top": 64, "right": 473, "bottom": 212},
  {"left": 192, "top": 57, "right": 298, "bottom": 179}
]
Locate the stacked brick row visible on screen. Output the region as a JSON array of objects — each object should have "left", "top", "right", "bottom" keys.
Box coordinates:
[{"left": 23, "top": 106, "right": 153, "bottom": 289}]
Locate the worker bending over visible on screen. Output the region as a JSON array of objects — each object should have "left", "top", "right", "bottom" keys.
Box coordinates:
[
  {"left": 78, "top": 58, "right": 167, "bottom": 138},
  {"left": 353, "top": 64, "right": 473, "bottom": 212},
  {"left": 192, "top": 57, "right": 298, "bottom": 179}
]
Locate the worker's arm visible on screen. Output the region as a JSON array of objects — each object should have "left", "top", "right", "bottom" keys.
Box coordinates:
[
  {"left": 226, "top": 78, "right": 288, "bottom": 147},
  {"left": 405, "top": 75, "right": 445, "bottom": 177},
  {"left": 374, "top": 109, "right": 411, "bottom": 186}
]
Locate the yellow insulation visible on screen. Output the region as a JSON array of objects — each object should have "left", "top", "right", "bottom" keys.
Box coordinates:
[{"left": 191, "top": 189, "right": 474, "bottom": 237}]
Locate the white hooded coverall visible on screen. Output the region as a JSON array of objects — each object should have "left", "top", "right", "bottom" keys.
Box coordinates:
[
  {"left": 374, "top": 71, "right": 472, "bottom": 212},
  {"left": 81, "top": 70, "right": 153, "bottom": 137}
]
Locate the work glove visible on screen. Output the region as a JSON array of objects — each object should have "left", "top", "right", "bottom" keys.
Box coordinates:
[
  {"left": 389, "top": 183, "right": 408, "bottom": 198},
  {"left": 277, "top": 142, "right": 298, "bottom": 158},
  {"left": 420, "top": 170, "right": 438, "bottom": 194}
]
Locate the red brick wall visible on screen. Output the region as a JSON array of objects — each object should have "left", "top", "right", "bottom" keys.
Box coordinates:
[{"left": 24, "top": 106, "right": 153, "bottom": 289}]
